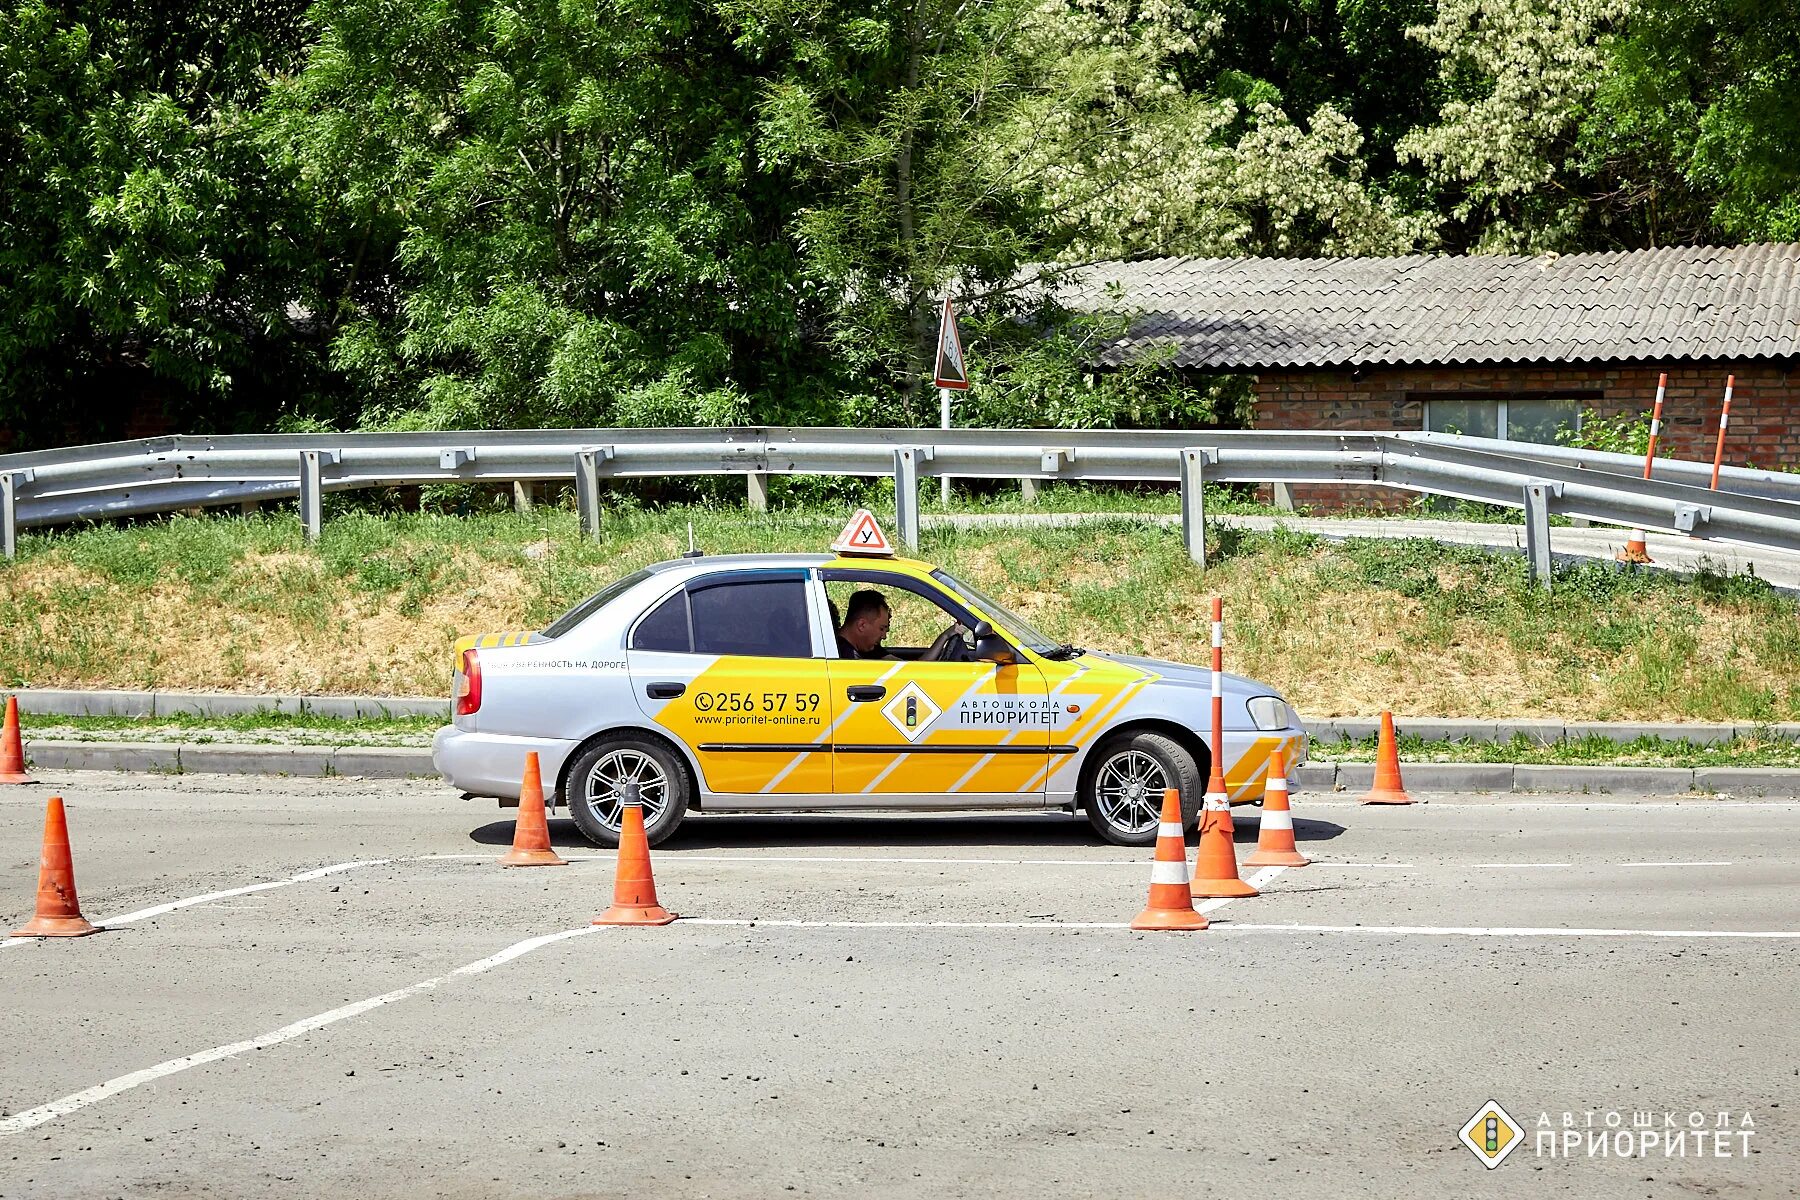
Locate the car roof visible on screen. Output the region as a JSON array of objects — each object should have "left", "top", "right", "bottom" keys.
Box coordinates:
[{"left": 642, "top": 552, "right": 939, "bottom": 578}]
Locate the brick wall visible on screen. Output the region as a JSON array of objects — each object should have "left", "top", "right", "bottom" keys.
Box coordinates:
[{"left": 1249, "top": 360, "right": 1800, "bottom": 511}]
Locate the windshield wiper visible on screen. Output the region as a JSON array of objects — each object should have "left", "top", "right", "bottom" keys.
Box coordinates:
[{"left": 1042, "top": 643, "right": 1086, "bottom": 660}]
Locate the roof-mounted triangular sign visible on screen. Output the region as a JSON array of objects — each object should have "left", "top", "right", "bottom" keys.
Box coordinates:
[
  {"left": 831, "top": 508, "right": 894, "bottom": 557},
  {"left": 933, "top": 297, "right": 969, "bottom": 390}
]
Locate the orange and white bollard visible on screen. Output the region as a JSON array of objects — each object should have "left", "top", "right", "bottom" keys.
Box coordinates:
[
  {"left": 1618, "top": 372, "right": 1665, "bottom": 564},
  {"left": 1710, "top": 375, "right": 1734, "bottom": 491},
  {"left": 1192, "top": 597, "right": 1257, "bottom": 898}
]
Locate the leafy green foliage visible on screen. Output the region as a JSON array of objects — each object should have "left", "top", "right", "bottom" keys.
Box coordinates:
[
  {"left": 1, "top": 0, "right": 1792, "bottom": 439},
  {"left": 0, "top": 0, "right": 326, "bottom": 442}
]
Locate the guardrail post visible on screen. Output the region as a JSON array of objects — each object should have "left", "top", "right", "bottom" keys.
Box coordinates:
[
  {"left": 1179, "top": 449, "right": 1209, "bottom": 568},
  {"left": 1272, "top": 482, "right": 1296, "bottom": 512},
  {"left": 512, "top": 481, "right": 533, "bottom": 512},
  {"left": 1019, "top": 477, "right": 1040, "bottom": 504},
  {"left": 298, "top": 452, "right": 324, "bottom": 543},
  {"left": 575, "top": 450, "right": 603, "bottom": 541},
  {"left": 1523, "top": 481, "right": 1553, "bottom": 592},
  {"left": 747, "top": 472, "right": 769, "bottom": 513},
  {"left": 0, "top": 470, "right": 29, "bottom": 560},
  {"left": 893, "top": 448, "right": 921, "bottom": 551}
]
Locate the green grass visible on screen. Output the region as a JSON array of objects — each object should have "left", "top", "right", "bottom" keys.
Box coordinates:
[
  {"left": 21, "top": 711, "right": 439, "bottom": 747},
  {"left": 3, "top": 500, "right": 1797, "bottom": 720},
  {"left": 1317, "top": 731, "right": 1800, "bottom": 768}
]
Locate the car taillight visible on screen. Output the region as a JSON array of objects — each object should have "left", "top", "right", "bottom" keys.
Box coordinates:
[{"left": 454, "top": 648, "right": 482, "bottom": 715}]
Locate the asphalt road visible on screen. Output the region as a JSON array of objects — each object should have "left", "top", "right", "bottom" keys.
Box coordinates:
[{"left": 2, "top": 774, "right": 1796, "bottom": 1198}]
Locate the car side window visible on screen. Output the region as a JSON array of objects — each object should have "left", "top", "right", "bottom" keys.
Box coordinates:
[
  {"left": 689, "top": 579, "right": 812, "bottom": 658},
  {"left": 630, "top": 590, "right": 692, "bottom": 653}
]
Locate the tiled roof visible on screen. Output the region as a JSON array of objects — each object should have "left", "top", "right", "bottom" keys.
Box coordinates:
[{"left": 1053, "top": 244, "right": 1800, "bottom": 369}]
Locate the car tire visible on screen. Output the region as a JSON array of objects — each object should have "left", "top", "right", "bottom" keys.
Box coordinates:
[
  {"left": 564, "top": 734, "right": 690, "bottom": 848},
  {"left": 1081, "top": 731, "right": 1203, "bottom": 846}
]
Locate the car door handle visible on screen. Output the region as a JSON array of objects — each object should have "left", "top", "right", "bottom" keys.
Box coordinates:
[
  {"left": 846, "top": 685, "right": 886, "bottom": 702},
  {"left": 645, "top": 683, "right": 686, "bottom": 700}
]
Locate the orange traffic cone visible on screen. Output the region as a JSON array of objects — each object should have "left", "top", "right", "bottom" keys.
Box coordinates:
[
  {"left": 499, "top": 752, "right": 566, "bottom": 867},
  {"left": 0, "top": 696, "right": 33, "bottom": 784},
  {"left": 1359, "top": 711, "right": 1414, "bottom": 805},
  {"left": 593, "top": 784, "right": 676, "bottom": 926},
  {"left": 1191, "top": 764, "right": 1257, "bottom": 899},
  {"left": 12, "top": 796, "right": 99, "bottom": 937},
  {"left": 1616, "top": 528, "right": 1653, "bottom": 564},
  {"left": 1246, "top": 749, "right": 1311, "bottom": 867},
  {"left": 1131, "top": 789, "right": 1208, "bottom": 931}
]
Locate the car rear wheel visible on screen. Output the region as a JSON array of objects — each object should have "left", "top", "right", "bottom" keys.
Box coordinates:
[
  {"left": 565, "top": 735, "right": 690, "bottom": 848},
  {"left": 1082, "top": 731, "right": 1202, "bottom": 846}
]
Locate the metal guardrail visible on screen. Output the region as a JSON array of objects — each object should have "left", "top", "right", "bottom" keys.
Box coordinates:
[
  {"left": 1406, "top": 431, "right": 1800, "bottom": 504},
  {"left": 5, "top": 427, "right": 1800, "bottom": 591}
]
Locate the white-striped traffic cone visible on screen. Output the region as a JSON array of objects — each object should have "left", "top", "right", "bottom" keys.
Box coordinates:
[
  {"left": 1130, "top": 789, "right": 1208, "bottom": 931},
  {"left": 1246, "top": 748, "right": 1310, "bottom": 867}
]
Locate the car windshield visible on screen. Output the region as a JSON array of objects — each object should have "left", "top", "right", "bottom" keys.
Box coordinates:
[
  {"left": 540, "top": 569, "right": 653, "bottom": 639},
  {"left": 929, "top": 568, "right": 1060, "bottom": 655}
]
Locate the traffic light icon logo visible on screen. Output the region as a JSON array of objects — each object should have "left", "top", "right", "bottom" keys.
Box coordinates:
[
  {"left": 1458, "top": 1101, "right": 1524, "bottom": 1169},
  {"left": 880, "top": 682, "right": 940, "bottom": 742}
]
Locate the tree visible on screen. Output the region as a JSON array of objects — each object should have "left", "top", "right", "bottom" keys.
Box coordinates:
[
  {"left": 1586, "top": 0, "right": 1800, "bottom": 242},
  {"left": 0, "top": 0, "right": 320, "bottom": 446}
]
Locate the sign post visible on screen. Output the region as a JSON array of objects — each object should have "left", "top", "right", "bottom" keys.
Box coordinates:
[{"left": 933, "top": 297, "right": 970, "bottom": 507}]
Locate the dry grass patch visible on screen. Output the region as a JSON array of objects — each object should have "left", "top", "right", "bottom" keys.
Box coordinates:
[{"left": 2, "top": 511, "right": 1795, "bottom": 720}]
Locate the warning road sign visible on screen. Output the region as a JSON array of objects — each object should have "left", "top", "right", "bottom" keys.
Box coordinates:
[
  {"left": 934, "top": 298, "right": 969, "bottom": 390},
  {"left": 831, "top": 509, "right": 895, "bottom": 557}
]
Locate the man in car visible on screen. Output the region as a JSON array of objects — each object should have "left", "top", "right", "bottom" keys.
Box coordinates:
[{"left": 835, "top": 588, "right": 968, "bottom": 662}]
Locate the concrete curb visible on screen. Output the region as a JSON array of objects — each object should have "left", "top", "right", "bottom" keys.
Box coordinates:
[
  {"left": 12, "top": 689, "right": 1800, "bottom": 744},
  {"left": 17, "top": 740, "right": 1800, "bottom": 796},
  {"left": 12, "top": 689, "right": 447, "bottom": 720},
  {"left": 21, "top": 741, "right": 435, "bottom": 779}
]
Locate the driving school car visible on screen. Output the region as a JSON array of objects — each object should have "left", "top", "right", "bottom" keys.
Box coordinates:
[{"left": 432, "top": 512, "right": 1307, "bottom": 847}]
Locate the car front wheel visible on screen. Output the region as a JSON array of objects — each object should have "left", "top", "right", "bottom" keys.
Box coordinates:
[
  {"left": 565, "top": 735, "right": 690, "bottom": 848},
  {"left": 1082, "top": 731, "right": 1202, "bottom": 846}
]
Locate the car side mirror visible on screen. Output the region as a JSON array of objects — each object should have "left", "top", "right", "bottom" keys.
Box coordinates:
[{"left": 972, "top": 621, "right": 1015, "bottom": 666}]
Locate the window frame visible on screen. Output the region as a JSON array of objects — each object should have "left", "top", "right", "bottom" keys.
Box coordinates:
[
  {"left": 1417, "top": 390, "right": 1596, "bottom": 444},
  {"left": 818, "top": 567, "right": 989, "bottom": 661},
  {"left": 628, "top": 569, "right": 821, "bottom": 660}
]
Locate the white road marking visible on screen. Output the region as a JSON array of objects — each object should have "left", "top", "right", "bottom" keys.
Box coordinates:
[
  {"left": 1468, "top": 862, "right": 1571, "bottom": 869},
  {"left": 1197, "top": 864, "right": 1286, "bottom": 914},
  {"left": 678, "top": 918, "right": 1800, "bottom": 939},
  {"left": 0, "top": 926, "right": 598, "bottom": 1136},
  {"left": 680, "top": 928, "right": 1130, "bottom": 935},
  {"left": 1618, "top": 860, "right": 1734, "bottom": 868},
  {"left": 1212, "top": 923, "right": 1800, "bottom": 940},
  {"left": 2, "top": 859, "right": 392, "bottom": 951},
  {"left": 1301, "top": 800, "right": 1800, "bottom": 809}
]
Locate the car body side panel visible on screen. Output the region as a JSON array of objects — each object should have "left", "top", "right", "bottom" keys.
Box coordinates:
[
  {"left": 825, "top": 658, "right": 1050, "bottom": 801},
  {"left": 632, "top": 651, "right": 834, "bottom": 794}
]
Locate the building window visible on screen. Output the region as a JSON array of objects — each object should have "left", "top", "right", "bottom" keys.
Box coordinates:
[{"left": 1423, "top": 395, "right": 1586, "bottom": 445}]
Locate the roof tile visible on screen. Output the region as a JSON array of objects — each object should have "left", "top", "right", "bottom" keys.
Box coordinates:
[{"left": 1054, "top": 245, "right": 1800, "bottom": 368}]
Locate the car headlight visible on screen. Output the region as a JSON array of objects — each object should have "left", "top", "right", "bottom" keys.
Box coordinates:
[{"left": 1247, "top": 696, "right": 1292, "bottom": 731}]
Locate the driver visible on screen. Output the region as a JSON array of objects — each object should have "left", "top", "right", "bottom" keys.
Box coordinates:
[{"left": 835, "top": 589, "right": 967, "bottom": 662}]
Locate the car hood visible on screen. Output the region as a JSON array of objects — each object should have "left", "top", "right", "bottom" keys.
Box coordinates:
[{"left": 1089, "top": 651, "right": 1268, "bottom": 698}]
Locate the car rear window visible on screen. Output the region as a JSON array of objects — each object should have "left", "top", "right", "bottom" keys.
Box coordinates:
[
  {"left": 540, "top": 570, "right": 653, "bottom": 640},
  {"left": 689, "top": 579, "right": 812, "bottom": 658},
  {"left": 630, "top": 590, "right": 692, "bottom": 652}
]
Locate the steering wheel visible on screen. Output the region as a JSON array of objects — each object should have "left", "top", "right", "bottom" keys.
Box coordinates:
[{"left": 926, "top": 623, "right": 976, "bottom": 663}]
